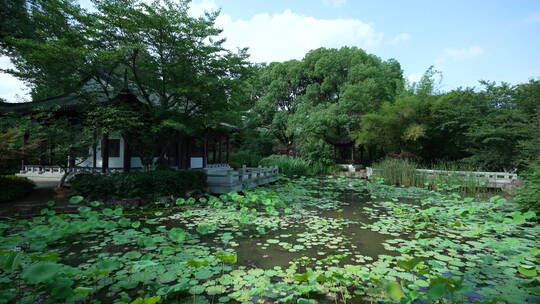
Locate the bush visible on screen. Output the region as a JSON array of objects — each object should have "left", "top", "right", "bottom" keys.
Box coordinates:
[
  {"left": 0, "top": 176, "right": 35, "bottom": 203},
  {"left": 70, "top": 170, "right": 207, "bottom": 199},
  {"left": 229, "top": 151, "right": 262, "bottom": 169},
  {"left": 259, "top": 154, "right": 338, "bottom": 177},
  {"left": 515, "top": 161, "right": 540, "bottom": 212}
]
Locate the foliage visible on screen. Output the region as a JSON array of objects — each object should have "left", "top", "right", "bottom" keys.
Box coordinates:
[
  {"left": 0, "top": 175, "right": 35, "bottom": 202},
  {"left": 0, "top": 128, "right": 40, "bottom": 168},
  {"left": 0, "top": 177, "right": 539, "bottom": 303},
  {"left": 228, "top": 151, "right": 262, "bottom": 169},
  {"left": 355, "top": 95, "right": 435, "bottom": 155},
  {"left": 259, "top": 154, "right": 338, "bottom": 177},
  {"left": 251, "top": 47, "right": 403, "bottom": 157},
  {"left": 27, "top": 112, "right": 92, "bottom": 186},
  {"left": 357, "top": 78, "right": 540, "bottom": 170},
  {"left": 1, "top": 0, "right": 252, "bottom": 170},
  {"left": 70, "top": 170, "right": 207, "bottom": 199},
  {"left": 373, "top": 158, "right": 488, "bottom": 192},
  {"left": 515, "top": 161, "right": 540, "bottom": 212},
  {"left": 373, "top": 158, "right": 423, "bottom": 187}
]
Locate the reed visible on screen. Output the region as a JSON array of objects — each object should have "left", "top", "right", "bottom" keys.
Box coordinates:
[
  {"left": 259, "top": 155, "right": 339, "bottom": 177},
  {"left": 373, "top": 158, "right": 487, "bottom": 193}
]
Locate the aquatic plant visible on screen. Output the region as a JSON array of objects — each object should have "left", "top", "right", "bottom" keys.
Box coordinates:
[{"left": 0, "top": 178, "right": 538, "bottom": 303}]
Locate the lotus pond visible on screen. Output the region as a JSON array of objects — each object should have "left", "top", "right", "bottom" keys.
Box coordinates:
[{"left": 0, "top": 176, "right": 539, "bottom": 303}]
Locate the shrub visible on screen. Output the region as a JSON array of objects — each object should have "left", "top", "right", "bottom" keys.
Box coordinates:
[
  {"left": 515, "top": 161, "right": 540, "bottom": 212},
  {"left": 229, "top": 151, "right": 262, "bottom": 169},
  {"left": 259, "top": 154, "right": 338, "bottom": 177},
  {"left": 70, "top": 170, "right": 207, "bottom": 199},
  {"left": 0, "top": 175, "right": 35, "bottom": 202}
]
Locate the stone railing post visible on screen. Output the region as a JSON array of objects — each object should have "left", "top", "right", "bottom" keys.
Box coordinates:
[{"left": 239, "top": 165, "right": 246, "bottom": 183}]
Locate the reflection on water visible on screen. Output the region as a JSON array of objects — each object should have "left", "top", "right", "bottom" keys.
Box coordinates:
[{"left": 235, "top": 191, "right": 399, "bottom": 269}]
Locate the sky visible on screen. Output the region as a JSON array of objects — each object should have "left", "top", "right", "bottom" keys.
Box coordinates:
[{"left": 1, "top": 0, "right": 539, "bottom": 102}]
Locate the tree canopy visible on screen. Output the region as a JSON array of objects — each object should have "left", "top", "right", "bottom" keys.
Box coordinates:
[{"left": 1, "top": 0, "right": 538, "bottom": 173}]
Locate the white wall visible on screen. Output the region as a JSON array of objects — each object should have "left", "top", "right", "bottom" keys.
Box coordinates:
[
  {"left": 190, "top": 157, "right": 203, "bottom": 169},
  {"left": 78, "top": 134, "right": 144, "bottom": 168}
]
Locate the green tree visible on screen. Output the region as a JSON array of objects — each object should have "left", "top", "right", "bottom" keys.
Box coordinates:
[
  {"left": 252, "top": 47, "right": 404, "bottom": 161},
  {"left": 252, "top": 60, "right": 307, "bottom": 154},
  {"left": 2, "top": 0, "right": 251, "bottom": 167}
]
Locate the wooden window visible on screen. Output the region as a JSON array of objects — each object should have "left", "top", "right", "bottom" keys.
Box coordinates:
[{"left": 108, "top": 139, "right": 120, "bottom": 157}]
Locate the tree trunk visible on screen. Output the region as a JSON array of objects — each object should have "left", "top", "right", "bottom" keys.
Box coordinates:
[
  {"left": 58, "top": 167, "right": 69, "bottom": 188},
  {"left": 202, "top": 133, "right": 208, "bottom": 168},
  {"left": 101, "top": 133, "right": 109, "bottom": 173}
]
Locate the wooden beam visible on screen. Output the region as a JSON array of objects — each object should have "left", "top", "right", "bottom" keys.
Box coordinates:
[{"left": 101, "top": 133, "right": 109, "bottom": 173}]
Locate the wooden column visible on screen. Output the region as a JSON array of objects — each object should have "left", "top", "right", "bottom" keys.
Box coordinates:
[
  {"left": 226, "top": 136, "right": 230, "bottom": 163},
  {"left": 218, "top": 137, "right": 223, "bottom": 163},
  {"left": 68, "top": 153, "right": 75, "bottom": 168},
  {"left": 174, "top": 140, "right": 180, "bottom": 168},
  {"left": 179, "top": 140, "right": 185, "bottom": 169},
  {"left": 101, "top": 133, "right": 109, "bottom": 173},
  {"left": 212, "top": 139, "right": 217, "bottom": 164},
  {"left": 202, "top": 134, "right": 208, "bottom": 168},
  {"left": 186, "top": 138, "right": 191, "bottom": 169},
  {"left": 123, "top": 136, "right": 131, "bottom": 172}
]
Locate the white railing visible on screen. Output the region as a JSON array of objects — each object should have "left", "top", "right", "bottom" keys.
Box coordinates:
[
  {"left": 206, "top": 163, "right": 231, "bottom": 169},
  {"left": 19, "top": 165, "right": 128, "bottom": 178},
  {"left": 367, "top": 167, "right": 518, "bottom": 189},
  {"left": 19, "top": 164, "right": 281, "bottom": 193}
]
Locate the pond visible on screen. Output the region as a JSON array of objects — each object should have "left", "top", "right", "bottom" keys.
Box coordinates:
[{"left": 0, "top": 176, "right": 538, "bottom": 303}]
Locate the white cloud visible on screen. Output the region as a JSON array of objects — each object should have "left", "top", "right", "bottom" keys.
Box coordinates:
[
  {"left": 0, "top": 57, "right": 29, "bottom": 103},
  {"left": 215, "top": 9, "right": 382, "bottom": 63},
  {"left": 188, "top": 0, "right": 219, "bottom": 16},
  {"left": 322, "top": 0, "right": 348, "bottom": 7},
  {"left": 434, "top": 45, "right": 484, "bottom": 69},
  {"left": 188, "top": 0, "right": 383, "bottom": 63},
  {"left": 389, "top": 33, "right": 411, "bottom": 45},
  {"left": 445, "top": 45, "right": 483, "bottom": 58},
  {"left": 407, "top": 73, "right": 422, "bottom": 84}
]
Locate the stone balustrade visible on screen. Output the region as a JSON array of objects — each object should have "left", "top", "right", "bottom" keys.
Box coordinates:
[
  {"left": 204, "top": 165, "right": 280, "bottom": 193},
  {"left": 18, "top": 164, "right": 280, "bottom": 193}
]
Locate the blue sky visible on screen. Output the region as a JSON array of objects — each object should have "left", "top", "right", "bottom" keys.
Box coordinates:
[{"left": 1, "top": 0, "right": 539, "bottom": 101}]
